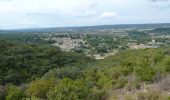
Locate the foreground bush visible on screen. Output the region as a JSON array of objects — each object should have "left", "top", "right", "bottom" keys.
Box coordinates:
[
  {"left": 26, "top": 79, "right": 55, "bottom": 99},
  {"left": 6, "top": 85, "right": 25, "bottom": 100},
  {"left": 47, "top": 78, "right": 91, "bottom": 100}
]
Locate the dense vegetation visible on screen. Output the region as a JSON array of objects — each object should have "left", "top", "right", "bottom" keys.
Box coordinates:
[
  {"left": 0, "top": 32, "right": 49, "bottom": 44},
  {"left": 150, "top": 28, "right": 170, "bottom": 35},
  {"left": 1, "top": 39, "right": 170, "bottom": 100},
  {"left": 0, "top": 39, "right": 94, "bottom": 85}
]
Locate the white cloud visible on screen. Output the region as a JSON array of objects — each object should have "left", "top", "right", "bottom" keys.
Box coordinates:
[
  {"left": 0, "top": 0, "right": 169, "bottom": 29},
  {"left": 100, "top": 12, "right": 117, "bottom": 18}
]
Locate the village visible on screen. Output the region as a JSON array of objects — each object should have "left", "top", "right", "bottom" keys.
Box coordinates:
[{"left": 39, "top": 28, "right": 170, "bottom": 60}]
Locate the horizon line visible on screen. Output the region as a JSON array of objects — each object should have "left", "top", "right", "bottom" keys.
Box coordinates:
[{"left": 1, "top": 22, "right": 170, "bottom": 30}]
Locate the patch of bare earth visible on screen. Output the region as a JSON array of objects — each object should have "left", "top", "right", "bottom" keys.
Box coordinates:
[{"left": 109, "top": 76, "right": 170, "bottom": 100}]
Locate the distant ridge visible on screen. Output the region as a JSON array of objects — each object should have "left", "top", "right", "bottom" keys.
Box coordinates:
[{"left": 2, "top": 23, "right": 170, "bottom": 33}]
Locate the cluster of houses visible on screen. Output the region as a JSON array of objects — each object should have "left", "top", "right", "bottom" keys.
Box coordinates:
[
  {"left": 51, "top": 37, "right": 87, "bottom": 52},
  {"left": 128, "top": 40, "right": 159, "bottom": 49}
]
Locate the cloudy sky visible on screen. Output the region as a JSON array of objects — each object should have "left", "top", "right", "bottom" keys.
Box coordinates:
[{"left": 0, "top": 0, "right": 170, "bottom": 29}]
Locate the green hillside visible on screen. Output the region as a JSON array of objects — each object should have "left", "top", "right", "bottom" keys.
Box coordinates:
[{"left": 1, "top": 40, "right": 170, "bottom": 100}]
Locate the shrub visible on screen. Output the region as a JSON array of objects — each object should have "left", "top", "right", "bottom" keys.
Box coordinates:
[
  {"left": 134, "top": 66, "right": 156, "bottom": 82},
  {"left": 47, "top": 78, "right": 91, "bottom": 100},
  {"left": 26, "top": 79, "right": 55, "bottom": 99},
  {"left": 113, "top": 77, "right": 127, "bottom": 89},
  {"left": 137, "top": 91, "right": 160, "bottom": 100},
  {"left": 6, "top": 85, "right": 25, "bottom": 100}
]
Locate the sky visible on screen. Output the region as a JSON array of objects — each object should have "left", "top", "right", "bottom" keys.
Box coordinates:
[{"left": 0, "top": 0, "right": 170, "bottom": 29}]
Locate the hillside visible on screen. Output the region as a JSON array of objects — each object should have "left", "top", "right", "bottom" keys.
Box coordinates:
[
  {"left": 1, "top": 40, "right": 170, "bottom": 100},
  {"left": 0, "top": 40, "right": 94, "bottom": 85},
  {"left": 150, "top": 27, "right": 170, "bottom": 34}
]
